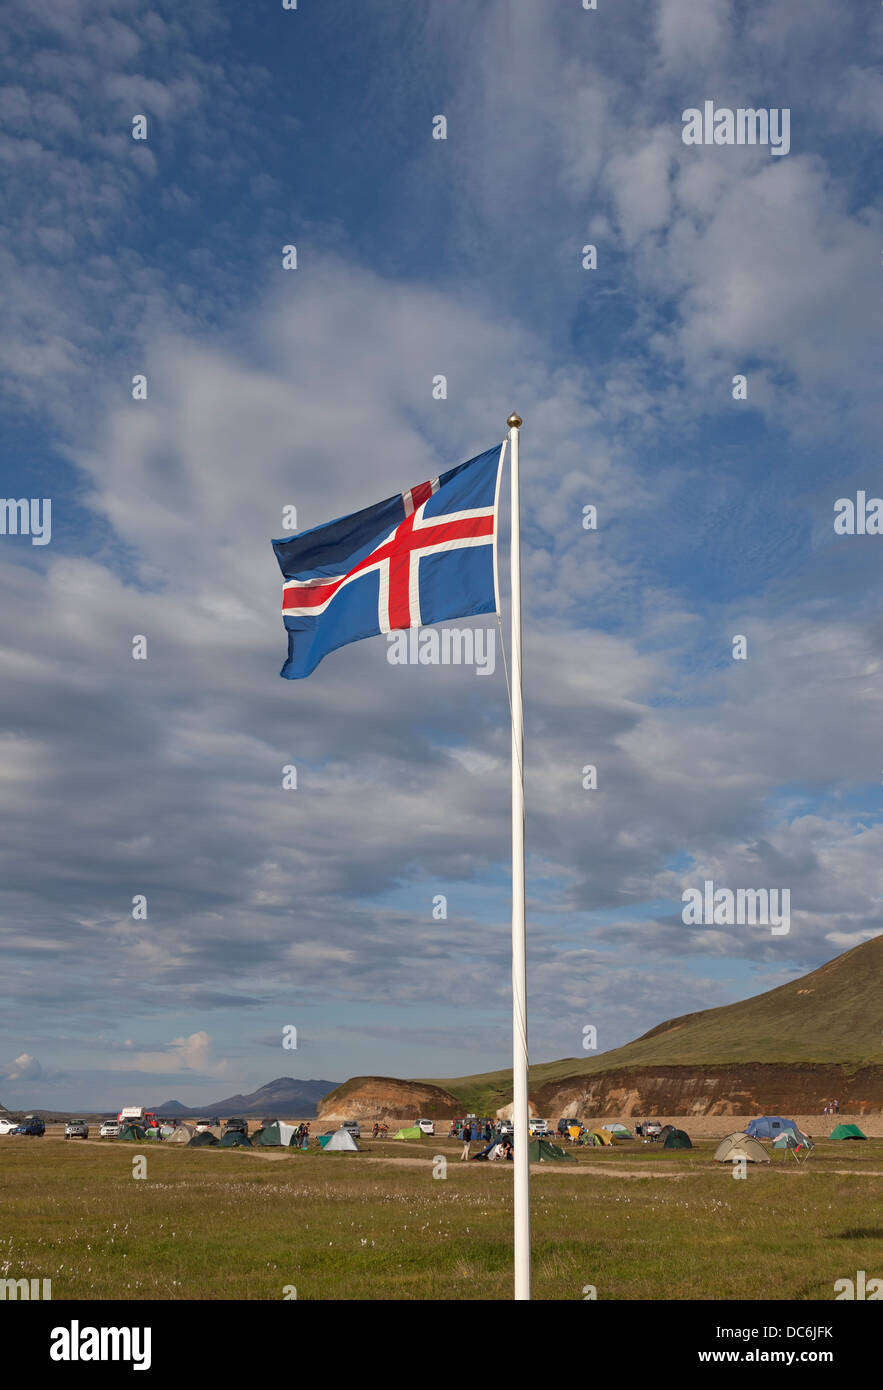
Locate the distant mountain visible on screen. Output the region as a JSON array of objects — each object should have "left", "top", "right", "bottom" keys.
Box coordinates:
[{"left": 149, "top": 1077, "right": 338, "bottom": 1117}]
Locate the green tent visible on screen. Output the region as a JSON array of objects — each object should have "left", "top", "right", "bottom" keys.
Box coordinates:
[
  {"left": 219, "top": 1129, "right": 252, "bottom": 1147},
  {"left": 528, "top": 1139, "right": 576, "bottom": 1162},
  {"left": 663, "top": 1128, "right": 692, "bottom": 1149},
  {"left": 317, "top": 1133, "right": 333, "bottom": 1148},
  {"left": 188, "top": 1129, "right": 219, "bottom": 1146},
  {"left": 253, "top": 1121, "right": 297, "bottom": 1147},
  {"left": 604, "top": 1123, "right": 633, "bottom": 1139},
  {"left": 393, "top": 1126, "right": 422, "bottom": 1139},
  {"left": 118, "top": 1123, "right": 147, "bottom": 1142},
  {"left": 830, "top": 1123, "right": 866, "bottom": 1140}
]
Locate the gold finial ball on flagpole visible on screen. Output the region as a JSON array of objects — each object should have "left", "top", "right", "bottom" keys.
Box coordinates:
[{"left": 507, "top": 413, "right": 522, "bottom": 429}]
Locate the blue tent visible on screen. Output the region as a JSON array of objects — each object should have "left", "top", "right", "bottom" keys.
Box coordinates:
[{"left": 746, "top": 1116, "right": 799, "bottom": 1140}]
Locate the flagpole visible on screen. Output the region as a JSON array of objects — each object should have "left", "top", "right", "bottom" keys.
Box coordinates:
[{"left": 507, "top": 411, "right": 531, "bottom": 1300}]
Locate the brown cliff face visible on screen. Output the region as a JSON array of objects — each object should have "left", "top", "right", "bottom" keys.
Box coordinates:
[
  {"left": 316, "top": 1075, "right": 461, "bottom": 1124},
  {"left": 534, "top": 1064, "right": 883, "bottom": 1118}
]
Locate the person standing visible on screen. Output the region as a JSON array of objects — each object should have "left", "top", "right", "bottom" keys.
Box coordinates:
[{"left": 460, "top": 1121, "right": 472, "bottom": 1160}]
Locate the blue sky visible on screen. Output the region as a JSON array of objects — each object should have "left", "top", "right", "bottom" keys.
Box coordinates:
[{"left": 1, "top": 0, "right": 882, "bottom": 1110}]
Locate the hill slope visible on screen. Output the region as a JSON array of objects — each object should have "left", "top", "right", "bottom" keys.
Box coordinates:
[{"left": 421, "top": 935, "right": 883, "bottom": 1115}]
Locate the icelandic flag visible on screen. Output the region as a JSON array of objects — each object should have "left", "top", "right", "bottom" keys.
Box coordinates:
[{"left": 272, "top": 444, "right": 505, "bottom": 678}]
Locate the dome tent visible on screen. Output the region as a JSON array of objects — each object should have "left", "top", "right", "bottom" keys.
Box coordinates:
[
  {"left": 528, "top": 1139, "right": 576, "bottom": 1162},
  {"left": 324, "top": 1128, "right": 359, "bottom": 1152},
  {"left": 219, "top": 1129, "right": 252, "bottom": 1147},
  {"left": 603, "top": 1122, "right": 632, "bottom": 1139},
  {"left": 663, "top": 1128, "right": 692, "bottom": 1149},
  {"left": 714, "top": 1132, "right": 769, "bottom": 1163},
  {"left": 189, "top": 1128, "right": 219, "bottom": 1146},
  {"left": 254, "top": 1121, "right": 297, "bottom": 1147},
  {"left": 392, "top": 1126, "right": 422, "bottom": 1139},
  {"left": 829, "top": 1123, "right": 866, "bottom": 1140},
  {"left": 162, "top": 1124, "right": 194, "bottom": 1143},
  {"left": 746, "top": 1116, "right": 799, "bottom": 1140}
]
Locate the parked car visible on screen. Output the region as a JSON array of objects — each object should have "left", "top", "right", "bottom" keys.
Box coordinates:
[
  {"left": 342, "top": 1120, "right": 361, "bottom": 1140},
  {"left": 99, "top": 1120, "right": 120, "bottom": 1138},
  {"left": 223, "top": 1117, "right": 248, "bottom": 1134},
  {"left": 0, "top": 1116, "right": 20, "bottom": 1135},
  {"left": 64, "top": 1119, "right": 89, "bottom": 1139},
  {"left": 417, "top": 1118, "right": 435, "bottom": 1136},
  {"left": 499, "top": 1120, "right": 514, "bottom": 1136},
  {"left": 557, "top": 1118, "right": 578, "bottom": 1135},
  {"left": 195, "top": 1118, "right": 218, "bottom": 1132},
  {"left": 528, "top": 1118, "right": 551, "bottom": 1136},
  {"left": 13, "top": 1116, "right": 45, "bottom": 1136}
]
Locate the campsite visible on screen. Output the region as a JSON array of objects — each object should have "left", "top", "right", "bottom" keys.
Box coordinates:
[{"left": 3, "top": 1114, "right": 881, "bottom": 1300}]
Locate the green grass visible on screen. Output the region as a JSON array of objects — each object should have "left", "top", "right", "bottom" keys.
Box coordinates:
[{"left": 2, "top": 1134, "right": 881, "bottom": 1300}]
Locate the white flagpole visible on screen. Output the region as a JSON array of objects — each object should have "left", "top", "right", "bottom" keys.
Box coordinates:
[{"left": 507, "top": 411, "right": 531, "bottom": 1300}]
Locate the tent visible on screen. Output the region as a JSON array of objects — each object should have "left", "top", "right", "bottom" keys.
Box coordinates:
[
  {"left": 746, "top": 1116, "right": 799, "bottom": 1140},
  {"left": 189, "top": 1129, "right": 219, "bottom": 1147},
  {"left": 772, "top": 1130, "right": 814, "bottom": 1161},
  {"left": 392, "top": 1126, "right": 422, "bottom": 1139},
  {"left": 829, "top": 1123, "right": 866, "bottom": 1140},
  {"left": 581, "top": 1131, "right": 602, "bottom": 1146},
  {"left": 324, "top": 1128, "right": 359, "bottom": 1152},
  {"left": 590, "top": 1128, "right": 614, "bottom": 1146},
  {"left": 162, "top": 1125, "right": 193, "bottom": 1144},
  {"left": 118, "top": 1124, "right": 147, "bottom": 1142},
  {"left": 472, "top": 1137, "right": 512, "bottom": 1160},
  {"left": 714, "top": 1132, "right": 770, "bottom": 1164},
  {"left": 603, "top": 1123, "right": 632, "bottom": 1139},
  {"left": 663, "top": 1128, "right": 692, "bottom": 1149},
  {"left": 528, "top": 1139, "right": 576, "bottom": 1162},
  {"left": 254, "top": 1121, "right": 296, "bottom": 1147},
  {"left": 219, "top": 1129, "right": 252, "bottom": 1147},
  {"left": 657, "top": 1124, "right": 675, "bottom": 1144}
]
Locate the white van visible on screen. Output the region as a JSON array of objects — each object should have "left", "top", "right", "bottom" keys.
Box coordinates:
[{"left": 118, "top": 1106, "right": 146, "bottom": 1124}]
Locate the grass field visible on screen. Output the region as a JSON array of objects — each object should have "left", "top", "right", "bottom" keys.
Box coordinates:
[{"left": 3, "top": 1132, "right": 882, "bottom": 1300}]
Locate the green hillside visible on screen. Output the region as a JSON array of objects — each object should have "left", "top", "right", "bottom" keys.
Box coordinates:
[{"left": 419, "top": 935, "right": 883, "bottom": 1112}]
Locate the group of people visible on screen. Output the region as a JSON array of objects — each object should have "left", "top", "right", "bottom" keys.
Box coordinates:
[
  {"left": 457, "top": 1121, "right": 514, "bottom": 1161},
  {"left": 823, "top": 1099, "right": 841, "bottom": 1115},
  {"left": 371, "top": 1122, "right": 390, "bottom": 1139},
  {"left": 450, "top": 1117, "right": 497, "bottom": 1143}
]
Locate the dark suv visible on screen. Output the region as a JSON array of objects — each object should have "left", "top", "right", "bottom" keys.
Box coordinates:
[
  {"left": 14, "top": 1116, "right": 45, "bottom": 1136},
  {"left": 223, "top": 1117, "right": 248, "bottom": 1134}
]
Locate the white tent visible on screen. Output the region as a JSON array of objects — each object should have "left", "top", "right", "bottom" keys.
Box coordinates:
[
  {"left": 714, "top": 1132, "right": 770, "bottom": 1164},
  {"left": 325, "top": 1128, "right": 359, "bottom": 1152},
  {"left": 162, "top": 1124, "right": 194, "bottom": 1143}
]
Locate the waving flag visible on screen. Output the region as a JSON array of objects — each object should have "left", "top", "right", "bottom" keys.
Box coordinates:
[{"left": 272, "top": 444, "right": 505, "bottom": 678}]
